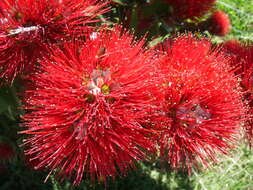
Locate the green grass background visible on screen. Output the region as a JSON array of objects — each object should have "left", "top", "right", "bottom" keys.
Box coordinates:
[{"left": 217, "top": 0, "right": 253, "bottom": 41}]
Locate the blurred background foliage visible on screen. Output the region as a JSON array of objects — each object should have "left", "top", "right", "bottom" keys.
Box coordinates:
[{"left": 0, "top": 0, "right": 253, "bottom": 189}]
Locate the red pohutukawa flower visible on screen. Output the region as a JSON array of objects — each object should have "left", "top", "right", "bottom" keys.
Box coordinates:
[
  {"left": 164, "top": 0, "right": 216, "bottom": 20},
  {"left": 222, "top": 40, "right": 247, "bottom": 73},
  {"left": 240, "top": 46, "right": 253, "bottom": 91},
  {"left": 208, "top": 10, "right": 231, "bottom": 36},
  {"left": 222, "top": 41, "right": 253, "bottom": 143},
  {"left": 156, "top": 35, "right": 247, "bottom": 170},
  {"left": 237, "top": 45, "right": 253, "bottom": 143},
  {"left": 21, "top": 27, "right": 159, "bottom": 185},
  {"left": 223, "top": 40, "right": 244, "bottom": 55},
  {"left": 0, "top": 0, "right": 109, "bottom": 83}
]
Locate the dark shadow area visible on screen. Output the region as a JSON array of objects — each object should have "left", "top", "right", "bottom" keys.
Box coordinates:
[
  {"left": 0, "top": 160, "right": 194, "bottom": 190},
  {"left": 0, "top": 161, "right": 51, "bottom": 190},
  {"left": 60, "top": 162, "right": 194, "bottom": 190}
]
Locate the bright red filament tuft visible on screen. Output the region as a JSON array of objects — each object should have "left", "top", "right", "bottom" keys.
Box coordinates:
[
  {"left": 21, "top": 27, "right": 159, "bottom": 185},
  {"left": 156, "top": 34, "right": 247, "bottom": 170},
  {"left": 0, "top": 0, "right": 109, "bottom": 84}
]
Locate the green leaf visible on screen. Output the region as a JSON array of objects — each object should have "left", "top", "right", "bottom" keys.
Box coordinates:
[{"left": 0, "top": 86, "right": 15, "bottom": 114}]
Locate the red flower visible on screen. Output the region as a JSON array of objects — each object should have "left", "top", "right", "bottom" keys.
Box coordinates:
[
  {"left": 242, "top": 46, "right": 253, "bottom": 90},
  {"left": 0, "top": 142, "right": 15, "bottom": 161},
  {"left": 237, "top": 45, "right": 253, "bottom": 144},
  {"left": 208, "top": 10, "right": 231, "bottom": 36},
  {"left": 0, "top": 0, "right": 109, "bottom": 84},
  {"left": 222, "top": 40, "right": 253, "bottom": 88},
  {"left": 222, "top": 40, "right": 253, "bottom": 144},
  {"left": 156, "top": 35, "right": 246, "bottom": 170},
  {"left": 223, "top": 40, "right": 243, "bottom": 53},
  {"left": 222, "top": 40, "right": 248, "bottom": 74},
  {"left": 165, "top": 0, "right": 216, "bottom": 20},
  {"left": 21, "top": 27, "right": 159, "bottom": 185}
]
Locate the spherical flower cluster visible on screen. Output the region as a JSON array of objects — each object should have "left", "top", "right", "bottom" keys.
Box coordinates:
[
  {"left": 21, "top": 27, "right": 159, "bottom": 185},
  {"left": 236, "top": 46, "right": 253, "bottom": 143},
  {"left": 0, "top": 0, "right": 109, "bottom": 83},
  {"left": 208, "top": 10, "right": 231, "bottom": 36},
  {"left": 222, "top": 40, "right": 253, "bottom": 144},
  {"left": 155, "top": 35, "right": 246, "bottom": 169},
  {"left": 165, "top": 0, "right": 216, "bottom": 20}
]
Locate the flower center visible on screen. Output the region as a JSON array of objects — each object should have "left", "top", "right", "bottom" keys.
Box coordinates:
[
  {"left": 172, "top": 99, "right": 211, "bottom": 127},
  {"left": 86, "top": 69, "right": 111, "bottom": 95}
]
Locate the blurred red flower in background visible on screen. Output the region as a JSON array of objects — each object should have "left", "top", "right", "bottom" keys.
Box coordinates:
[
  {"left": 208, "top": 10, "right": 231, "bottom": 36},
  {"left": 165, "top": 0, "right": 216, "bottom": 20}
]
